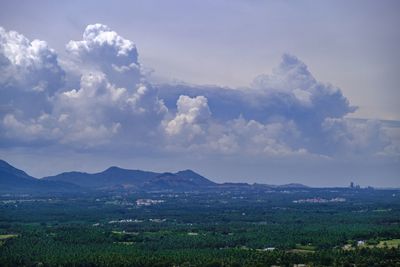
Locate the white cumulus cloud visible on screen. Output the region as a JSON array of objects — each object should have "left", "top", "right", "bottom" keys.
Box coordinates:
[
  {"left": 66, "top": 23, "right": 141, "bottom": 89},
  {"left": 165, "top": 95, "right": 211, "bottom": 142},
  {"left": 0, "top": 26, "right": 65, "bottom": 118}
]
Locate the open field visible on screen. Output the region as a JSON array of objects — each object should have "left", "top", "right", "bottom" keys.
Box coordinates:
[{"left": 377, "top": 239, "right": 400, "bottom": 249}]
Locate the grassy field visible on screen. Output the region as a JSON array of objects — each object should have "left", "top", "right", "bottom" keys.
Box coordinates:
[
  {"left": 377, "top": 239, "right": 400, "bottom": 249},
  {"left": 289, "top": 244, "right": 316, "bottom": 254}
]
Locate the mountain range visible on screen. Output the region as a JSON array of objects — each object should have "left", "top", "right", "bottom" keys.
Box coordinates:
[{"left": 0, "top": 159, "right": 307, "bottom": 194}]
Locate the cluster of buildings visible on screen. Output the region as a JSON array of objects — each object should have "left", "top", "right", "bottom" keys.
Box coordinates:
[
  {"left": 136, "top": 198, "right": 165, "bottom": 206},
  {"left": 349, "top": 182, "right": 374, "bottom": 190},
  {"left": 350, "top": 182, "right": 361, "bottom": 189},
  {"left": 293, "top": 197, "right": 346, "bottom": 204},
  {"left": 108, "top": 219, "right": 143, "bottom": 224}
]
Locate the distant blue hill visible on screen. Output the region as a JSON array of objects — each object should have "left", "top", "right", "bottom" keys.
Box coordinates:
[
  {"left": 43, "top": 167, "right": 216, "bottom": 191},
  {"left": 0, "top": 159, "right": 308, "bottom": 194},
  {"left": 0, "top": 159, "right": 81, "bottom": 194}
]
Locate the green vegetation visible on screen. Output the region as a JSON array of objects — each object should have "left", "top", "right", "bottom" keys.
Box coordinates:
[{"left": 0, "top": 188, "right": 399, "bottom": 266}]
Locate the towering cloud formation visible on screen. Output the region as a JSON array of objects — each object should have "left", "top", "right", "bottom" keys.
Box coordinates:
[
  {"left": 159, "top": 54, "right": 355, "bottom": 125},
  {"left": 0, "top": 27, "right": 65, "bottom": 118},
  {"left": 0, "top": 24, "right": 398, "bottom": 164},
  {"left": 0, "top": 25, "right": 165, "bottom": 148},
  {"left": 252, "top": 54, "right": 356, "bottom": 121},
  {"left": 66, "top": 23, "right": 141, "bottom": 88}
]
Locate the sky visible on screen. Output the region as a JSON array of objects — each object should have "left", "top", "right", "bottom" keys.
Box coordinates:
[{"left": 0, "top": 0, "right": 399, "bottom": 187}]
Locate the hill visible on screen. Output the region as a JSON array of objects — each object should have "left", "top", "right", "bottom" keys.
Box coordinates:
[
  {"left": 43, "top": 167, "right": 216, "bottom": 191},
  {"left": 0, "top": 160, "right": 80, "bottom": 193}
]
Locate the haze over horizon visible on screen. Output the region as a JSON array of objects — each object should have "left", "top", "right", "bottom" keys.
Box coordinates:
[{"left": 0, "top": 0, "right": 399, "bottom": 187}]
